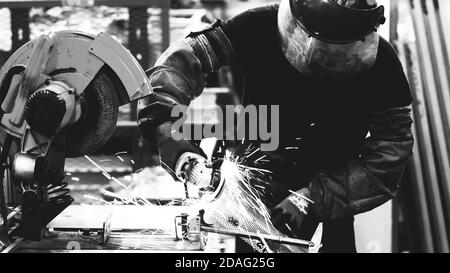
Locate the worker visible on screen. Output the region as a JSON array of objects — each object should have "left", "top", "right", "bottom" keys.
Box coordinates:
[{"left": 138, "top": 0, "right": 413, "bottom": 252}]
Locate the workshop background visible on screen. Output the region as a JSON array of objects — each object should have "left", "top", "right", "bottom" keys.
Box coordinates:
[{"left": 0, "top": 0, "right": 449, "bottom": 253}]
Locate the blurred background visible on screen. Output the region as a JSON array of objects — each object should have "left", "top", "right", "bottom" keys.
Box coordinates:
[{"left": 0, "top": 0, "right": 449, "bottom": 253}]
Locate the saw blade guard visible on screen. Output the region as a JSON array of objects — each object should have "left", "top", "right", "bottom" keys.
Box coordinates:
[{"left": 0, "top": 30, "right": 153, "bottom": 157}]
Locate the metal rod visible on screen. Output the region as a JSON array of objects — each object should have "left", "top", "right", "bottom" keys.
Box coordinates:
[
  {"left": 410, "top": 0, "right": 450, "bottom": 252},
  {"left": 201, "top": 226, "right": 313, "bottom": 247},
  {"left": 398, "top": 39, "right": 435, "bottom": 252}
]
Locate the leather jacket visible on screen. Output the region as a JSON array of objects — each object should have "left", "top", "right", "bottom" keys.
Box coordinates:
[{"left": 138, "top": 5, "right": 414, "bottom": 221}]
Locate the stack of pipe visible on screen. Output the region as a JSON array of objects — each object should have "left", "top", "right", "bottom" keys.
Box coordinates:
[{"left": 392, "top": 0, "right": 450, "bottom": 253}]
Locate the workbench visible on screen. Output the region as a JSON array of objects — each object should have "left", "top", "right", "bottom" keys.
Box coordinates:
[{"left": 3, "top": 205, "right": 236, "bottom": 253}]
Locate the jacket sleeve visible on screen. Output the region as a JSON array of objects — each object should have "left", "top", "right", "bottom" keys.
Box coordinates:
[
  {"left": 308, "top": 105, "right": 414, "bottom": 221},
  {"left": 141, "top": 20, "right": 236, "bottom": 107},
  {"left": 137, "top": 21, "right": 236, "bottom": 141}
]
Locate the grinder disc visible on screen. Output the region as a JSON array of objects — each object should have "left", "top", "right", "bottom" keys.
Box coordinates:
[{"left": 64, "top": 67, "right": 121, "bottom": 157}]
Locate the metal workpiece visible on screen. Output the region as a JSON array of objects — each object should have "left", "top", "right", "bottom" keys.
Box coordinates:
[
  {"left": 175, "top": 210, "right": 313, "bottom": 250},
  {"left": 200, "top": 226, "right": 314, "bottom": 248}
]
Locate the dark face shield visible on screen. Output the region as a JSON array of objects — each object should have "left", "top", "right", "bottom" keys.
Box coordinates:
[{"left": 278, "top": 0, "right": 386, "bottom": 77}]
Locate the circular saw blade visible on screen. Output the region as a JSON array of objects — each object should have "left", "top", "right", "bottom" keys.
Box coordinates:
[{"left": 64, "top": 67, "right": 121, "bottom": 157}]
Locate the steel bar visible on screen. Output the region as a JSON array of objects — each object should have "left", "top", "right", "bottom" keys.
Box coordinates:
[
  {"left": 432, "top": 0, "right": 450, "bottom": 96},
  {"left": 422, "top": 0, "right": 450, "bottom": 159},
  {"left": 396, "top": 38, "right": 434, "bottom": 252},
  {"left": 410, "top": 0, "right": 450, "bottom": 252},
  {"left": 417, "top": 0, "right": 450, "bottom": 249},
  {"left": 201, "top": 226, "right": 313, "bottom": 247}
]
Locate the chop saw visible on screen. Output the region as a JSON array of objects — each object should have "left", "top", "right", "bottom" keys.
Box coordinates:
[{"left": 0, "top": 30, "right": 152, "bottom": 242}]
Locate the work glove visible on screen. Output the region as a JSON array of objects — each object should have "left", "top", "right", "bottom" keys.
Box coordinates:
[
  {"left": 153, "top": 122, "right": 207, "bottom": 180},
  {"left": 270, "top": 187, "right": 314, "bottom": 238}
]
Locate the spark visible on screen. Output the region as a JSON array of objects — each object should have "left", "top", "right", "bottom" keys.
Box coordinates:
[
  {"left": 84, "top": 155, "right": 129, "bottom": 189},
  {"left": 288, "top": 189, "right": 315, "bottom": 204},
  {"left": 254, "top": 154, "right": 267, "bottom": 163},
  {"left": 246, "top": 147, "right": 260, "bottom": 159},
  {"left": 196, "top": 149, "right": 277, "bottom": 251},
  {"left": 101, "top": 171, "right": 112, "bottom": 180},
  {"left": 285, "top": 223, "right": 293, "bottom": 233},
  {"left": 100, "top": 189, "right": 152, "bottom": 206},
  {"left": 115, "top": 151, "right": 128, "bottom": 162},
  {"left": 254, "top": 184, "right": 265, "bottom": 190},
  {"left": 83, "top": 194, "right": 113, "bottom": 205}
]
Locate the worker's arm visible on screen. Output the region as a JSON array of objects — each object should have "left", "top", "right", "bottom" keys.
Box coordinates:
[
  {"left": 308, "top": 105, "right": 413, "bottom": 220},
  {"left": 272, "top": 104, "right": 413, "bottom": 236},
  {"left": 137, "top": 20, "right": 236, "bottom": 173},
  {"left": 272, "top": 38, "right": 414, "bottom": 232},
  {"left": 138, "top": 20, "right": 235, "bottom": 123},
  {"left": 138, "top": 7, "right": 267, "bottom": 143},
  {"left": 308, "top": 38, "right": 415, "bottom": 221}
]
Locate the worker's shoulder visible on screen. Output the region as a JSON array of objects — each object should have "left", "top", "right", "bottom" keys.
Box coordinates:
[
  {"left": 232, "top": 4, "right": 279, "bottom": 20},
  {"left": 220, "top": 4, "right": 279, "bottom": 54},
  {"left": 372, "top": 36, "right": 412, "bottom": 108},
  {"left": 373, "top": 36, "right": 406, "bottom": 78},
  {"left": 376, "top": 36, "right": 402, "bottom": 68},
  {"left": 223, "top": 4, "right": 279, "bottom": 31}
]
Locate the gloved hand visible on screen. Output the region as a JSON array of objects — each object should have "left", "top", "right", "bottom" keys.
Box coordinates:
[
  {"left": 153, "top": 122, "right": 207, "bottom": 180},
  {"left": 270, "top": 187, "right": 313, "bottom": 238}
]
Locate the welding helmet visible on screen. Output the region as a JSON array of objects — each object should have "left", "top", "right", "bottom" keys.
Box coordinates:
[{"left": 278, "top": 0, "right": 386, "bottom": 77}]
